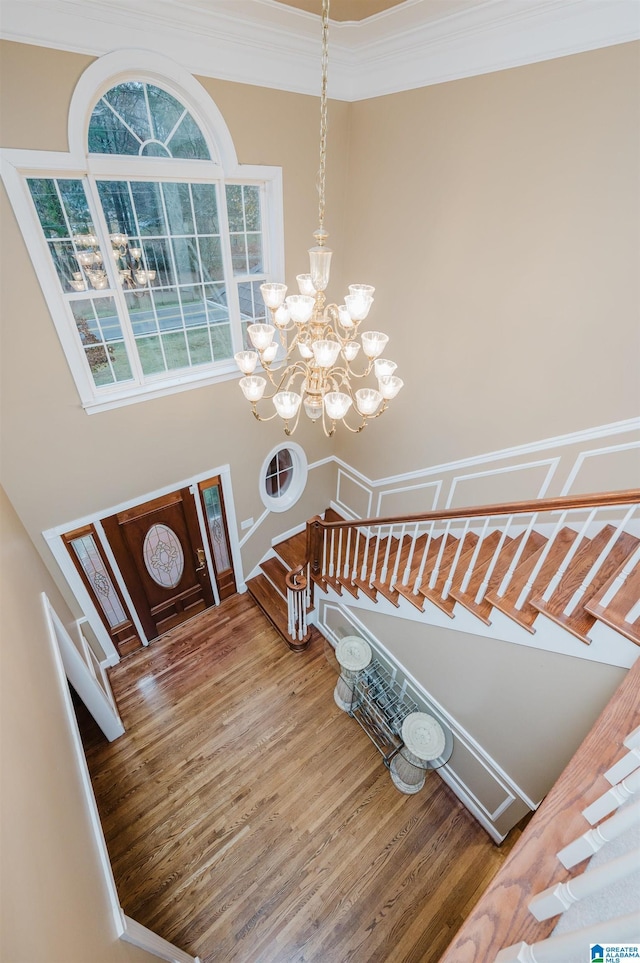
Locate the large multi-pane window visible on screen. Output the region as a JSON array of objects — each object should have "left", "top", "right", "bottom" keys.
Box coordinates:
[{"left": 1, "top": 60, "right": 283, "bottom": 412}]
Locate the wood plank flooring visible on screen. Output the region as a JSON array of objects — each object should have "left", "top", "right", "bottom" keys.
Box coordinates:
[{"left": 80, "top": 593, "right": 521, "bottom": 963}]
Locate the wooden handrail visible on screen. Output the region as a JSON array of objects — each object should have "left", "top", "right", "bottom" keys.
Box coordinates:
[{"left": 310, "top": 489, "right": 640, "bottom": 533}]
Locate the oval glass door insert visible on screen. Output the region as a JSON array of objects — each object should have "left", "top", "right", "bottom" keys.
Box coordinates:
[{"left": 143, "top": 523, "right": 185, "bottom": 588}]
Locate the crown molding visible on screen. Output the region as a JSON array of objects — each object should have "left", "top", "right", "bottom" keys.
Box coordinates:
[{"left": 1, "top": 0, "right": 638, "bottom": 101}]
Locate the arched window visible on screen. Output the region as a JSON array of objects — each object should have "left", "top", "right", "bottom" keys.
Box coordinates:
[{"left": 0, "top": 51, "right": 284, "bottom": 412}]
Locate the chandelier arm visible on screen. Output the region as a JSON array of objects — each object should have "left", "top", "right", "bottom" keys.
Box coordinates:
[
  {"left": 283, "top": 401, "right": 304, "bottom": 437},
  {"left": 250, "top": 405, "right": 281, "bottom": 423}
]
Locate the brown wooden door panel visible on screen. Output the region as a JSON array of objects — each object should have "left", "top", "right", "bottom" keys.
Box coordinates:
[{"left": 103, "top": 488, "right": 215, "bottom": 640}]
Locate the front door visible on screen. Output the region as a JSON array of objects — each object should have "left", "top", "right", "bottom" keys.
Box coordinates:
[{"left": 103, "top": 488, "right": 215, "bottom": 640}]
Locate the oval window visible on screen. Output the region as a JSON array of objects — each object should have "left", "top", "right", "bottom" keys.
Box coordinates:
[
  {"left": 260, "top": 443, "right": 308, "bottom": 513},
  {"left": 143, "top": 524, "right": 184, "bottom": 588}
]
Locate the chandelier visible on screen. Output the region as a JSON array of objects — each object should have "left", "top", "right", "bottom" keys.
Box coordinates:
[
  {"left": 71, "top": 233, "right": 156, "bottom": 293},
  {"left": 235, "top": 0, "right": 402, "bottom": 437}
]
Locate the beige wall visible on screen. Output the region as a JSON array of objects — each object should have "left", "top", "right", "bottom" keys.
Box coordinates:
[
  {"left": 335, "top": 42, "right": 640, "bottom": 479},
  {"left": 0, "top": 486, "right": 157, "bottom": 963}
]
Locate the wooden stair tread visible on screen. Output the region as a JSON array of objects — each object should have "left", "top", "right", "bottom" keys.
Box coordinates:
[
  {"left": 484, "top": 528, "right": 576, "bottom": 632},
  {"left": 273, "top": 529, "right": 307, "bottom": 570},
  {"left": 584, "top": 559, "right": 640, "bottom": 646},
  {"left": 260, "top": 555, "right": 288, "bottom": 598},
  {"left": 246, "top": 573, "right": 289, "bottom": 639},
  {"left": 448, "top": 531, "right": 511, "bottom": 624},
  {"left": 418, "top": 533, "right": 479, "bottom": 617},
  {"left": 530, "top": 527, "right": 640, "bottom": 644}
]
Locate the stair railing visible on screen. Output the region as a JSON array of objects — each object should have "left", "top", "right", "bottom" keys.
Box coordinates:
[{"left": 296, "top": 489, "right": 640, "bottom": 647}]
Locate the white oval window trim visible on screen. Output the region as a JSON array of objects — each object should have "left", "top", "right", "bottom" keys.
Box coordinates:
[{"left": 259, "top": 443, "right": 308, "bottom": 513}]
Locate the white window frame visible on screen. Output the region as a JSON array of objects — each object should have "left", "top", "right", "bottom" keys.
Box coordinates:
[
  {"left": 259, "top": 442, "right": 308, "bottom": 513},
  {"left": 0, "top": 49, "right": 284, "bottom": 414}
]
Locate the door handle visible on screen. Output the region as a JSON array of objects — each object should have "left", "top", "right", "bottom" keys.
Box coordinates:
[{"left": 195, "top": 547, "right": 207, "bottom": 572}]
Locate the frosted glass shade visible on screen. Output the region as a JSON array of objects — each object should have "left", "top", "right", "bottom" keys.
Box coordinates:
[
  {"left": 303, "top": 397, "right": 323, "bottom": 421},
  {"left": 239, "top": 376, "right": 266, "bottom": 402},
  {"left": 296, "top": 274, "right": 316, "bottom": 297},
  {"left": 234, "top": 350, "right": 258, "bottom": 374},
  {"left": 361, "top": 331, "right": 389, "bottom": 359},
  {"left": 248, "top": 323, "right": 275, "bottom": 350},
  {"left": 260, "top": 282, "right": 287, "bottom": 309},
  {"left": 355, "top": 388, "right": 382, "bottom": 415},
  {"left": 349, "top": 284, "right": 375, "bottom": 298},
  {"left": 313, "top": 339, "right": 341, "bottom": 368},
  {"left": 374, "top": 358, "right": 397, "bottom": 378},
  {"left": 309, "top": 246, "right": 333, "bottom": 292},
  {"left": 273, "top": 391, "right": 302, "bottom": 420},
  {"left": 342, "top": 341, "right": 360, "bottom": 362},
  {"left": 261, "top": 342, "right": 278, "bottom": 363},
  {"left": 345, "top": 293, "right": 373, "bottom": 322},
  {"left": 298, "top": 342, "right": 314, "bottom": 360},
  {"left": 274, "top": 304, "right": 290, "bottom": 329},
  {"left": 379, "top": 376, "right": 404, "bottom": 399},
  {"left": 285, "top": 295, "right": 315, "bottom": 324},
  {"left": 337, "top": 305, "right": 354, "bottom": 329},
  {"left": 324, "top": 392, "right": 352, "bottom": 420}
]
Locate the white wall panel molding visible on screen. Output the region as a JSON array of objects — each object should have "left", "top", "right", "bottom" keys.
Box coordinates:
[
  {"left": 332, "top": 417, "right": 640, "bottom": 493},
  {"left": 444, "top": 458, "right": 560, "bottom": 510},
  {"left": 561, "top": 440, "right": 640, "bottom": 496},
  {"left": 1, "top": 0, "right": 638, "bottom": 102}
]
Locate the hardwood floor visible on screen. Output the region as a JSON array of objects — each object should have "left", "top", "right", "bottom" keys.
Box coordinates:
[{"left": 81, "top": 593, "right": 521, "bottom": 962}]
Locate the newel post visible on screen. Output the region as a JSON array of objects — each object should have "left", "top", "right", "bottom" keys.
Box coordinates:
[
  {"left": 285, "top": 565, "right": 311, "bottom": 652},
  {"left": 306, "top": 516, "right": 324, "bottom": 580}
]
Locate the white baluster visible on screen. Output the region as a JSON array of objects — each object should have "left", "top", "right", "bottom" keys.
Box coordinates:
[
  {"left": 343, "top": 528, "right": 352, "bottom": 580},
  {"left": 528, "top": 848, "right": 640, "bottom": 921},
  {"left": 540, "top": 509, "right": 597, "bottom": 603},
  {"left": 402, "top": 522, "right": 421, "bottom": 585},
  {"left": 380, "top": 524, "right": 395, "bottom": 584},
  {"left": 428, "top": 519, "right": 452, "bottom": 590},
  {"left": 496, "top": 513, "right": 538, "bottom": 598},
  {"left": 625, "top": 597, "right": 640, "bottom": 624},
  {"left": 494, "top": 911, "right": 639, "bottom": 963},
  {"left": 563, "top": 506, "right": 636, "bottom": 616},
  {"left": 625, "top": 726, "right": 640, "bottom": 750},
  {"left": 605, "top": 750, "right": 640, "bottom": 785},
  {"left": 350, "top": 529, "right": 360, "bottom": 583},
  {"left": 336, "top": 527, "right": 344, "bottom": 582},
  {"left": 413, "top": 521, "right": 435, "bottom": 594},
  {"left": 475, "top": 515, "right": 513, "bottom": 605},
  {"left": 442, "top": 519, "right": 471, "bottom": 600},
  {"left": 369, "top": 526, "right": 383, "bottom": 587},
  {"left": 582, "top": 767, "right": 640, "bottom": 824},
  {"left": 598, "top": 543, "right": 640, "bottom": 608},
  {"left": 360, "top": 529, "right": 371, "bottom": 583},
  {"left": 460, "top": 516, "right": 490, "bottom": 594},
  {"left": 390, "top": 524, "right": 407, "bottom": 589},
  {"left": 514, "top": 511, "right": 568, "bottom": 611},
  {"left": 329, "top": 528, "right": 335, "bottom": 578},
  {"left": 558, "top": 799, "right": 640, "bottom": 868}
]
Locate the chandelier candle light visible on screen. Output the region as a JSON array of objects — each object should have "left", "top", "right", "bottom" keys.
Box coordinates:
[{"left": 235, "top": 0, "right": 402, "bottom": 437}]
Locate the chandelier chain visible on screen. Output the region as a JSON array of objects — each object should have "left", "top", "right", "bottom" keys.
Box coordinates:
[{"left": 317, "top": 0, "right": 330, "bottom": 234}]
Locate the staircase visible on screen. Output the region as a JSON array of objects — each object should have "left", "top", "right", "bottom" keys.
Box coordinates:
[{"left": 247, "top": 491, "right": 640, "bottom": 657}]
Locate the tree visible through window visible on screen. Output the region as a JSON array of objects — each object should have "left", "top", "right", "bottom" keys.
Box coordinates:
[{"left": 2, "top": 59, "right": 283, "bottom": 411}]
